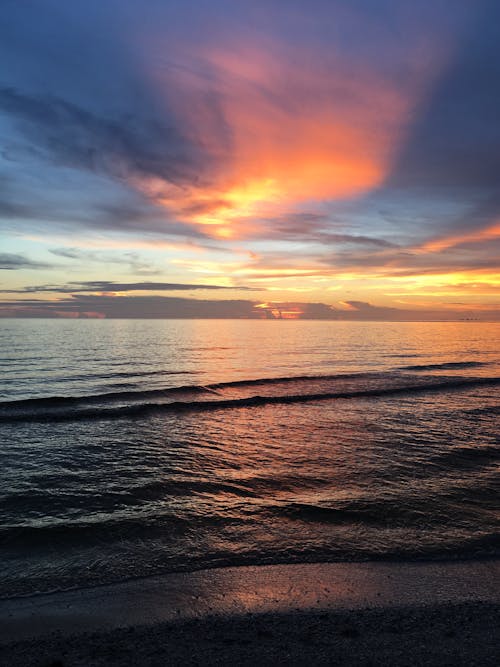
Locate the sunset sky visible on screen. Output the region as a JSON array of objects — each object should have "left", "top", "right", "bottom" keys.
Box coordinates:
[{"left": 1, "top": 0, "right": 499, "bottom": 319}]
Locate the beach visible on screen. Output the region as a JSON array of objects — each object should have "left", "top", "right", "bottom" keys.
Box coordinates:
[{"left": 1, "top": 560, "right": 499, "bottom": 665}]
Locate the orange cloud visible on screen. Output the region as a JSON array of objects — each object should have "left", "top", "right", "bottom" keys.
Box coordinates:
[
  {"left": 417, "top": 221, "right": 500, "bottom": 253},
  {"left": 138, "top": 39, "right": 435, "bottom": 239}
]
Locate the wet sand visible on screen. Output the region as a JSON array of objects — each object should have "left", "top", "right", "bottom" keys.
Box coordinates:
[{"left": 1, "top": 560, "right": 499, "bottom": 666}]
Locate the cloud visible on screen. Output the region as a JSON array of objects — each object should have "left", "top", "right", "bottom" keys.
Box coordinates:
[
  {"left": 321, "top": 236, "right": 500, "bottom": 279},
  {"left": 389, "top": 1, "right": 500, "bottom": 193},
  {"left": 0, "top": 0, "right": 437, "bottom": 243},
  {"left": 0, "top": 199, "right": 35, "bottom": 220},
  {"left": 0, "top": 87, "right": 205, "bottom": 186},
  {"left": 237, "top": 212, "right": 397, "bottom": 247},
  {"left": 0, "top": 87, "right": 222, "bottom": 239},
  {"left": 0, "top": 295, "right": 260, "bottom": 319},
  {"left": 48, "top": 247, "right": 163, "bottom": 276},
  {"left": 341, "top": 300, "right": 399, "bottom": 314},
  {"left": 0, "top": 167, "right": 209, "bottom": 240},
  {"left": 384, "top": 0, "right": 500, "bottom": 252},
  {"left": 0, "top": 280, "right": 257, "bottom": 294},
  {"left": 338, "top": 300, "right": 499, "bottom": 320},
  {"left": 0, "top": 294, "right": 498, "bottom": 320},
  {"left": 0, "top": 253, "right": 53, "bottom": 270},
  {"left": 416, "top": 220, "right": 500, "bottom": 253}
]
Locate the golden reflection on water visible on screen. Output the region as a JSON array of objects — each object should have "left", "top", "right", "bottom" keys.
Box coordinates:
[{"left": 177, "top": 320, "right": 500, "bottom": 385}]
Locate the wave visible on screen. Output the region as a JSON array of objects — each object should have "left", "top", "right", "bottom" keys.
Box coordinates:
[
  {"left": 278, "top": 501, "right": 387, "bottom": 526},
  {"left": 1, "top": 478, "right": 257, "bottom": 518},
  {"left": 1, "top": 369, "right": 199, "bottom": 384},
  {"left": 274, "top": 490, "right": 494, "bottom": 527},
  {"left": 3, "top": 499, "right": 498, "bottom": 558},
  {"left": 0, "top": 517, "right": 190, "bottom": 549},
  {"left": 427, "top": 444, "right": 499, "bottom": 471},
  {"left": 98, "top": 369, "right": 198, "bottom": 380},
  {"left": 400, "top": 361, "right": 489, "bottom": 371},
  {"left": 385, "top": 353, "right": 425, "bottom": 358},
  {"left": 465, "top": 405, "right": 500, "bottom": 417},
  {"left": 0, "top": 372, "right": 370, "bottom": 414},
  {"left": 0, "top": 383, "right": 211, "bottom": 410},
  {"left": 1, "top": 371, "right": 499, "bottom": 423}
]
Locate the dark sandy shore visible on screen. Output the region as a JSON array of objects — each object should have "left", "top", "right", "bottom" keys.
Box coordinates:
[{"left": 1, "top": 560, "right": 499, "bottom": 666}]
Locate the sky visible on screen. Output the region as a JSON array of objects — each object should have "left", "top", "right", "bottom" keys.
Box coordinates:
[{"left": 1, "top": 0, "right": 500, "bottom": 320}]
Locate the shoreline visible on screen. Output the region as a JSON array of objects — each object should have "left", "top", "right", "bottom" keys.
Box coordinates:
[
  {"left": 2, "top": 559, "right": 498, "bottom": 641},
  {"left": 2, "top": 549, "right": 498, "bottom": 601},
  {"left": 1, "top": 559, "right": 499, "bottom": 665}
]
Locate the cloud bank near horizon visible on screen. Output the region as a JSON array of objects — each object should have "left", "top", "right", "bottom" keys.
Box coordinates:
[{"left": 1, "top": 293, "right": 496, "bottom": 322}]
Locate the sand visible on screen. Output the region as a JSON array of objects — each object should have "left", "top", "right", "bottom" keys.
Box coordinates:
[{"left": 1, "top": 560, "right": 499, "bottom": 666}]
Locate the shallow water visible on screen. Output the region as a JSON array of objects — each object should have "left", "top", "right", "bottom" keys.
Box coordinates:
[{"left": 1, "top": 320, "right": 499, "bottom": 597}]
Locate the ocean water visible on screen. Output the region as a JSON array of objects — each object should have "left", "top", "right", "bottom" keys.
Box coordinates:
[{"left": 0, "top": 319, "right": 499, "bottom": 598}]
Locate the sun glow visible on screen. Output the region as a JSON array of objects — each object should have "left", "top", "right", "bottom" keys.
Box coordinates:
[
  {"left": 385, "top": 271, "right": 500, "bottom": 297},
  {"left": 134, "top": 39, "right": 423, "bottom": 240},
  {"left": 254, "top": 302, "right": 305, "bottom": 319}
]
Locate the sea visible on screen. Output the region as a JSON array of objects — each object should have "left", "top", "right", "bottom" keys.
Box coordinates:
[{"left": 0, "top": 319, "right": 499, "bottom": 598}]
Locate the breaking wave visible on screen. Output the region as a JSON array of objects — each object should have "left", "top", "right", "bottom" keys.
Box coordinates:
[
  {"left": 1, "top": 372, "right": 499, "bottom": 423},
  {"left": 401, "top": 361, "right": 489, "bottom": 371}
]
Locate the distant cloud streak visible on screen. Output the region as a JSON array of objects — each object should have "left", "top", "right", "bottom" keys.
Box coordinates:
[
  {"left": 0, "top": 253, "right": 53, "bottom": 270},
  {"left": 0, "top": 280, "right": 258, "bottom": 294}
]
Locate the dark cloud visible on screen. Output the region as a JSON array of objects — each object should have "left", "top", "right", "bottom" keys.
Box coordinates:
[
  {"left": 258, "top": 213, "right": 396, "bottom": 247},
  {"left": 321, "top": 234, "right": 395, "bottom": 248},
  {"left": 0, "top": 181, "right": 214, "bottom": 240},
  {"left": 0, "top": 199, "right": 35, "bottom": 220},
  {"left": 49, "top": 248, "right": 92, "bottom": 260},
  {"left": 0, "top": 85, "right": 230, "bottom": 239},
  {"left": 0, "top": 253, "right": 53, "bottom": 270},
  {"left": 0, "top": 295, "right": 260, "bottom": 319},
  {"left": 387, "top": 0, "right": 500, "bottom": 233},
  {"left": 339, "top": 300, "right": 499, "bottom": 321},
  {"left": 321, "top": 237, "right": 500, "bottom": 276},
  {"left": 47, "top": 248, "right": 163, "bottom": 276},
  {"left": 342, "top": 300, "right": 399, "bottom": 314},
  {"left": 0, "top": 280, "right": 257, "bottom": 294},
  {"left": 86, "top": 203, "right": 215, "bottom": 239},
  {"left": 0, "top": 87, "right": 204, "bottom": 185},
  {"left": 0, "top": 294, "right": 497, "bottom": 320}
]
